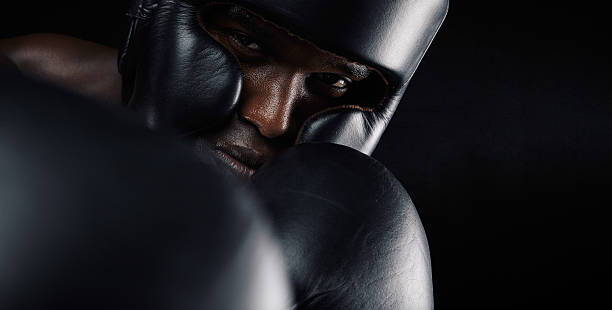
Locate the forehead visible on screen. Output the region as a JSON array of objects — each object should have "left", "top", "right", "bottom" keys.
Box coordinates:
[{"left": 203, "top": 3, "right": 371, "bottom": 78}]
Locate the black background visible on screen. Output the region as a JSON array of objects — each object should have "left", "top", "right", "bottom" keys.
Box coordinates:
[{"left": 2, "top": 1, "right": 610, "bottom": 308}]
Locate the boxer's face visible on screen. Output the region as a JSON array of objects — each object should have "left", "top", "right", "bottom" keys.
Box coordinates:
[{"left": 194, "top": 4, "right": 373, "bottom": 178}]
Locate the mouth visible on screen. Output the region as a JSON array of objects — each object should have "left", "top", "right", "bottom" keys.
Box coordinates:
[{"left": 213, "top": 144, "right": 265, "bottom": 178}]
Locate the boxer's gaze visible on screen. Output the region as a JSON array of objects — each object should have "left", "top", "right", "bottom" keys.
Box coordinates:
[
  {"left": 226, "top": 30, "right": 353, "bottom": 93},
  {"left": 198, "top": 4, "right": 368, "bottom": 99},
  {"left": 194, "top": 3, "right": 377, "bottom": 178}
]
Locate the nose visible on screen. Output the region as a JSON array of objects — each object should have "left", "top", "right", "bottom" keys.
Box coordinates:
[{"left": 238, "top": 71, "right": 304, "bottom": 139}]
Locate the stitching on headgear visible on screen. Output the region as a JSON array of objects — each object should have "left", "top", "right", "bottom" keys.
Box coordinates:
[{"left": 127, "top": 1, "right": 159, "bottom": 21}]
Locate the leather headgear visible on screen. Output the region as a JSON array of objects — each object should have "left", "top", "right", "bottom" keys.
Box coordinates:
[{"left": 119, "top": 0, "right": 448, "bottom": 154}]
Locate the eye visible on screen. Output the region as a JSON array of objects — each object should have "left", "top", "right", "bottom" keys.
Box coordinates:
[
  {"left": 230, "top": 32, "right": 264, "bottom": 53},
  {"left": 308, "top": 73, "right": 355, "bottom": 99},
  {"left": 314, "top": 73, "right": 352, "bottom": 89}
]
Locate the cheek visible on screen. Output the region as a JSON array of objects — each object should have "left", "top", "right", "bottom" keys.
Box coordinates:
[
  {"left": 241, "top": 65, "right": 338, "bottom": 120},
  {"left": 241, "top": 64, "right": 277, "bottom": 89}
]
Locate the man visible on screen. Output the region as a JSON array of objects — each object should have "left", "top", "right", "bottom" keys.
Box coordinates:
[
  {"left": 1, "top": 0, "right": 448, "bottom": 308},
  {"left": 1, "top": 0, "right": 447, "bottom": 179}
]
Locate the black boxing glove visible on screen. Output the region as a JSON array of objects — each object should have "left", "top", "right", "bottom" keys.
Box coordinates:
[
  {"left": 252, "top": 143, "right": 433, "bottom": 309},
  {"left": 119, "top": 0, "right": 242, "bottom": 134},
  {"left": 0, "top": 69, "right": 291, "bottom": 310}
]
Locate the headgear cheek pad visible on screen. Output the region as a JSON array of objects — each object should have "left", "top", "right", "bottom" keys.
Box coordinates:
[
  {"left": 230, "top": 0, "right": 449, "bottom": 154},
  {"left": 119, "top": 0, "right": 243, "bottom": 133}
]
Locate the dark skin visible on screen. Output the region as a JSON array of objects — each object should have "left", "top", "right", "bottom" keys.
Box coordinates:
[
  {"left": 0, "top": 34, "right": 121, "bottom": 103},
  {"left": 197, "top": 5, "right": 372, "bottom": 178},
  {"left": 0, "top": 4, "right": 374, "bottom": 179}
]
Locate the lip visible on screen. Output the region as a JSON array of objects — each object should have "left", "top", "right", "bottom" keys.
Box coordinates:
[{"left": 213, "top": 144, "right": 265, "bottom": 178}]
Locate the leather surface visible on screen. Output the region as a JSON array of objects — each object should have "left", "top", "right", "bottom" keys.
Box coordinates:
[
  {"left": 252, "top": 143, "right": 434, "bottom": 309},
  {"left": 232, "top": 0, "right": 449, "bottom": 83},
  {"left": 297, "top": 84, "right": 407, "bottom": 155},
  {"left": 119, "top": 0, "right": 242, "bottom": 134},
  {"left": 0, "top": 69, "right": 291, "bottom": 310},
  {"left": 119, "top": 0, "right": 448, "bottom": 154},
  {"left": 231, "top": 0, "right": 449, "bottom": 154}
]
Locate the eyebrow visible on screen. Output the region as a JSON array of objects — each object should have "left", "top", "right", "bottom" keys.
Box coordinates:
[{"left": 342, "top": 63, "right": 371, "bottom": 80}]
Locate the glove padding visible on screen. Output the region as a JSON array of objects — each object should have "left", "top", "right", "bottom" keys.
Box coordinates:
[
  {"left": 296, "top": 82, "right": 404, "bottom": 155},
  {"left": 252, "top": 143, "right": 433, "bottom": 309},
  {"left": 119, "top": 0, "right": 242, "bottom": 134},
  {"left": 0, "top": 70, "right": 290, "bottom": 310}
]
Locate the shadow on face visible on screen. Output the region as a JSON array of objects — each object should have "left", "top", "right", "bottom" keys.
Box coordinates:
[{"left": 192, "top": 3, "right": 387, "bottom": 179}]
